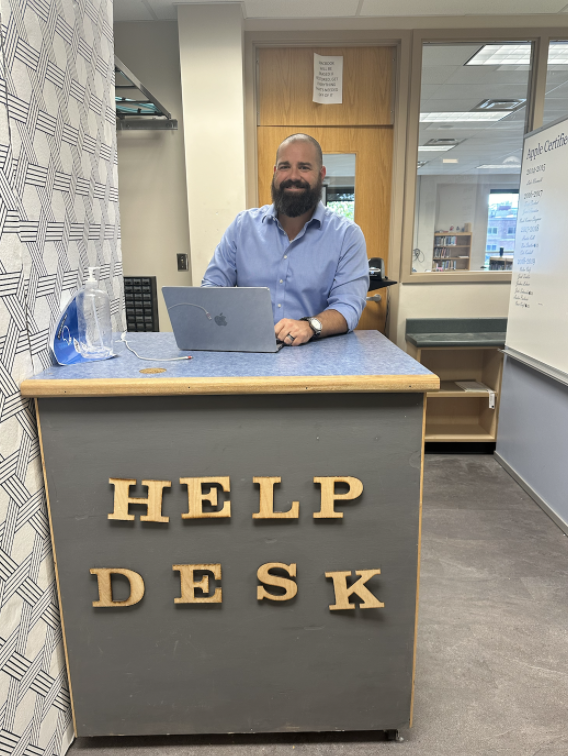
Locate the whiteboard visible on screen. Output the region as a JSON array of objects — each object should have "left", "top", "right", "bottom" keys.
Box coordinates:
[{"left": 506, "top": 116, "right": 568, "bottom": 377}]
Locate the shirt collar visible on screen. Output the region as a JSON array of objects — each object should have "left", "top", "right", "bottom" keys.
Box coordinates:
[{"left": 262, "top": 201, "right": 325, "bottom": 228}]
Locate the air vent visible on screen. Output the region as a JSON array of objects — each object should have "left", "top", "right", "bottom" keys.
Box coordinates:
[
  {"left": 474, "top": 99, "right": 525, "bottom": 112},
  {"left": 425, "top": 138, "right": 460, "bottom": 147}
]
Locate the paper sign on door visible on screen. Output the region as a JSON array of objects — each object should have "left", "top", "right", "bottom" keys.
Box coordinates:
[{"left": 313, "top": 53, "right": 343, "bottom": 104}]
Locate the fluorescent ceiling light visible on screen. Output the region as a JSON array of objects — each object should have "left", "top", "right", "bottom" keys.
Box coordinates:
[
  {"left": 443, "top": 159, "right": 458, "bottom": 163},
  {"left": 466, "top": 44, "right": 531, "bottom": 66},
  {"left": 475, "top": 98, "right": 525, "bottom": 112},
  {"left": 466, "top": 42, "right": 568, "bottom": 66},
  {"left": 476, "top": 164, "right": 522, "bottom": 170},
  {"left": 548, "top": 42, "right": 568, "bottom": 64},
  {"left": 418, "top": 145, "right": 455, "bottom": 151},
  {"left": 420, "top": 112, "right": 509, "bottom": 122}
]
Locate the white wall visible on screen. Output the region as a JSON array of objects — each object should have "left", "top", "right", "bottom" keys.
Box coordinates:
[
  {"left": 115, "top": 20, "right": 191, "bottom": 332},
  {"left": 395, "top": 280, "right": 511, "bottom": 346},
  {"left": 178, "top": 3, "right": 247, "bottom": 285}
]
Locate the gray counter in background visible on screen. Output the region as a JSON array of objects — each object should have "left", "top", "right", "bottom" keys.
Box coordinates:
[{"left": 406, "top": 318, "right": 507, "bottom": 348}]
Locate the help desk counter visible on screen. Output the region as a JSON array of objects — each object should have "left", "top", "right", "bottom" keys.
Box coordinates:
[{"left": 20, "top": 330, "right": 438, "bottom": 738}]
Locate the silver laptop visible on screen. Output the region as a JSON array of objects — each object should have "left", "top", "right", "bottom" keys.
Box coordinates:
[{"left": 162, "top": 287, "right": 284, "bottom": 353}]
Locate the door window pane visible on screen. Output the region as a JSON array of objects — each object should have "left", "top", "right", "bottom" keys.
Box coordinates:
[
  {"left": 412, "top": 42, "right": 533, "bottom": 274},
  {"left": 543, "top": 41, "right": 568, "bottom": 126},
  {"left": 322, "top": 154, "right": 355, "bottom": 221}
]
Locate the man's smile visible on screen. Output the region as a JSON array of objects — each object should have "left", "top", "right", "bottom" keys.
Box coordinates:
[{"left": 280, "top": 180, "right": 310, "bottom": 192}]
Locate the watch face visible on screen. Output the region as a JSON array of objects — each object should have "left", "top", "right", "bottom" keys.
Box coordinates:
[{"left": 310, "top": 318, "right": 322, "bottom": 334}]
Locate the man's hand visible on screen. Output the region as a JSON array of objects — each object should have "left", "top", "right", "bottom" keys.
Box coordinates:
[{"left": 275, "top": 319, "right": 313, "bottom": 346}]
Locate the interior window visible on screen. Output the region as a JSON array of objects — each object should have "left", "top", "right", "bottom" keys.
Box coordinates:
[
  {"left": 412, "top": 42, "right": 533, "bottom": 274},
  {"left": 543, "top": 41, "right": 568, "bottom": 126}
]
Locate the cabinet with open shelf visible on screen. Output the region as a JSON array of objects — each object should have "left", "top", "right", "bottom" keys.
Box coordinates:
[{"left": 406, "top": 344, "right": 503, "bottom": 442}]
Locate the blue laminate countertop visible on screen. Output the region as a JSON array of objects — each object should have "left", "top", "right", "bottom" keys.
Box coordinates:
[
  {"left": 21, "top": 331, "right": 439, "bottom": 397},
  {"left": 406, "top": 318, "right": 507, "bottom": 348}
]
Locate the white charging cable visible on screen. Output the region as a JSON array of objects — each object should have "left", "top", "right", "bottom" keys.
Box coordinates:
[
  {"left": 167, "top": 302, "right": 212, "bottom": 319},
  {"left": 117, "top": 332, "right": 192, "bottom": 362}
]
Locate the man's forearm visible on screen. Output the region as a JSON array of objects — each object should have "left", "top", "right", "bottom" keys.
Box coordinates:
[
  {"left": 316, "top": 309, "right": 348, "bottom": 338},
  {"left": 274, "top": 309, "right": 348, "bottom": 346}
]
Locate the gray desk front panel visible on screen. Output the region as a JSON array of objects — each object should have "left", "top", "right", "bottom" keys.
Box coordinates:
[{"left": 38, "top": 394, "right": 423, "bottom": 736}]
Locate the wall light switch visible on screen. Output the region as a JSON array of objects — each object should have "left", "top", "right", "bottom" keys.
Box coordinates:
[{"left": 177, "top": 253, "right": 188, "bottom": 271}]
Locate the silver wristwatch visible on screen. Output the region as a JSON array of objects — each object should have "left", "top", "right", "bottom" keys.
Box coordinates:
[{"left": 301, "top": 316, "right": 323, "bottom": 338}]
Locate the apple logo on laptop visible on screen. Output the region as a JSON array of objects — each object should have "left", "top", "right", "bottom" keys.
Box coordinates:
[{"left": 214, "top": 313, "right": 227, "bottom": 326}]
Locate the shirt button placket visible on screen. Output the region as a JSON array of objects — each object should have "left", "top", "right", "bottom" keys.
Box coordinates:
[{"left": 277, "top": 244, "right": 290, "bottom": 315}]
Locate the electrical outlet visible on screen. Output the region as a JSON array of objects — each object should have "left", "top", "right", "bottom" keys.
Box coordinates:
[{"left": 177, "top": 253, "right": 188, "bottom": 271}]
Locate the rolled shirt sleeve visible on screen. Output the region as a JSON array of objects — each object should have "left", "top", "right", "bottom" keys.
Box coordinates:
[{"left": 325, "top": 223, "right": 369, "bottom": 332}]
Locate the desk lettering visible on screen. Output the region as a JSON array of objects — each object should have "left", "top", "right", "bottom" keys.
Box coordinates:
[
  {"left": 108, "top": 479, "right": 171, "bottom": 522},
  {"left": 180, "top": 477, "right": 231, "bottom": 519},
  {"left": 257, "top": 563, "right": 297, "bottom": 601},
  {"left": 325, "top": 569, "right": 384, "bottom": 610},
  {"left": 90, "top": 568, "right": 145, "bottom": 607},
  {"left": 252, "top": 477, "right": 299, "bottom": 519},
  {"left": 173, "top": 563, "right": 222, "bottom": 603},
  {"left": 313, "top": 476, "right": 363, "bottom": 519}
]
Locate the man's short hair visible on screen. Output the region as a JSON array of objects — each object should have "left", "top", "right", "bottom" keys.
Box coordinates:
[{"left": 276, "top": 134, "right": 323, "bottom": 170}]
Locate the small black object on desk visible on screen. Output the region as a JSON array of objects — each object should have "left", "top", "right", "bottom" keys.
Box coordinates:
[
  {"left": 369, "top": 275, "right": 397, "bottom": 290},
  {"left": 368, "top": 256, "right": 397, "bottom": 291}
]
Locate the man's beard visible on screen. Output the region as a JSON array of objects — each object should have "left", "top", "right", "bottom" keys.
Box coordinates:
[{"left": 271, "top": 176, "right": 323, "bottom": 218}]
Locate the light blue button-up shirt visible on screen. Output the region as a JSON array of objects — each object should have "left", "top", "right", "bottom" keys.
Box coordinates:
[{"left": 201, "top": 203, "right": 369, "bottom": 331}]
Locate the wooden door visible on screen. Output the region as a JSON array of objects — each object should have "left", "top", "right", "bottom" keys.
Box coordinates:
[{"left": 257, "top": 47, "right": 395, "bottom": 332}]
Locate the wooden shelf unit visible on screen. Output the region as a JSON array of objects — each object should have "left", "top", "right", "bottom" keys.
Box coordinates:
[
  {"left": 433, "top": 232, "right": 472, "bottom": 272},
  {"left": 407, "top": 344, "right": 503, "bottom": 443}
]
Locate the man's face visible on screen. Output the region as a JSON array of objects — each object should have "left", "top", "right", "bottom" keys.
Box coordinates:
[{"left": 271, "top": 140, "right": 326, "bottom": 218}]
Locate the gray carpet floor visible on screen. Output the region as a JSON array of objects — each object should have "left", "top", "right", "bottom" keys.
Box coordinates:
[{"left": 70, "top": 454, "right": 568, "bottom": 755}]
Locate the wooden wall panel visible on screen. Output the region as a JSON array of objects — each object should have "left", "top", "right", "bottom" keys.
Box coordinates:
[{"left": 258, "top": 47, "right": 394, "bottom": 127}]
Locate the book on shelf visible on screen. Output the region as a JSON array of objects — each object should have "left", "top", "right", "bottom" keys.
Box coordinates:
[{"left": 433, "top": 260, "right": 457, "bottom": 271}]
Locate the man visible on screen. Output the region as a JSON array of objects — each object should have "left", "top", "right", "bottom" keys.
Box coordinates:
[{"left": 202, "top": 134, "right": 369, "bottom": 346}]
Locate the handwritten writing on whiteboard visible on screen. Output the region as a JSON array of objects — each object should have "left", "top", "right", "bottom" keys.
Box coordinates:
[
  {"left": 313, "top": 53, "right": 343, "bottom": 104},
  {"left": 505, "top": 116, "right": 568, "bottom": 376}
]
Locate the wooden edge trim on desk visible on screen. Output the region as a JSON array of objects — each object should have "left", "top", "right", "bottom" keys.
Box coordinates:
[
  {"left": 409, "top": 393, "right": 427, "bottom": 729},
  {"left": 34, "top": 399, "right": 78, "bottom": 737},
  {"left": 21, "top": 374, "right": 440, "bottom": 398}
]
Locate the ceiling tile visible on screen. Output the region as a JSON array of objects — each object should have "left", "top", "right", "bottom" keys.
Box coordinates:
[
  {"left": 420, "top": 85, "right": 442, "bottom": 99},
  {"left": 420, "top": 98, "right": 486, "bottom": 110},
  {"left": 361, "top": 0, "right": 565, "bottom": 15},
  {"left": 422, "top": 45, "right": 481, "bottom": 67},
  {"left": 420, "top": 66, "right": 459, "bottom": 85},
  {"left": 426, "top": 84, "right": 530, "bottom": 100},
  {"left": 244, "top": 0, "right": 360, "bottom": 18},
  {"left": 445, "top": 68, "right": 532, "bottom": 86},
  {"left": 545, "top": 78, "right": 568, "bottom": 95}
]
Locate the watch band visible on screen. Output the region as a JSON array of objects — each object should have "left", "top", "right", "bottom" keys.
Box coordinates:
[{"left": 301, "top": 316, "right": 322, "bottom": 338}]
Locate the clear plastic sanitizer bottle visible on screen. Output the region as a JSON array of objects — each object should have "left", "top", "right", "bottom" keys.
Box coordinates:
[{"left": 76, "top": 267, "right": 114, "bottom": 360}]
